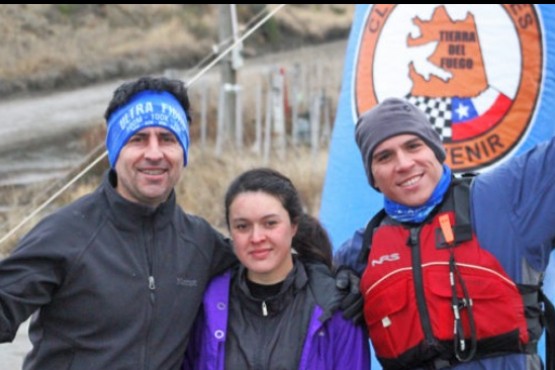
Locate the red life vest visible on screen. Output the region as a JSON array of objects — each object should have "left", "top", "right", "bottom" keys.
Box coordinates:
[{"left": 360, "top": 179, "right": 533, "bottom": 370}]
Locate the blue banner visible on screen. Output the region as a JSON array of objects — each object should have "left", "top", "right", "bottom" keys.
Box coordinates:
[{"left": 320, "top": 4, "right": 555, "bottom": 368}]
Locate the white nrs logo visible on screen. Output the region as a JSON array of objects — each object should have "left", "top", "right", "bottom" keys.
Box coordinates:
[{"left": 371, "top": 253, "right": 400, "bottom": 267}]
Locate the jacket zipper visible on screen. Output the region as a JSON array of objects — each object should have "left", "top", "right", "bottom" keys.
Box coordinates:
[
  {"left": 142, "top": 219, "right": 156, "bottom": 370},
  {"left": 146, "top": 221, "right": 156, "bottom": 305},
  {"left": 261, "top": 301, "right": 268, "bottom": 316}
]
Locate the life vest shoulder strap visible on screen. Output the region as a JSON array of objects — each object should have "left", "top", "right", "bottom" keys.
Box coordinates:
[
  {"left": 447, "top": 175, "right": 473, "bottom": 244},
  {"left": 357, "top": 208, "right": 386, "bottom": 265}
]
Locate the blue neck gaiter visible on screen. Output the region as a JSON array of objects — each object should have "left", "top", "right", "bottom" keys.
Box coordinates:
[{"left": 384, "top": 164, "right": 452, "bottom": 223}]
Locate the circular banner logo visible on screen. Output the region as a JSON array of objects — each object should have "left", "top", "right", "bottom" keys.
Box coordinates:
[{"left": 354, "top": 4, "right": 543, "bottom": 173}]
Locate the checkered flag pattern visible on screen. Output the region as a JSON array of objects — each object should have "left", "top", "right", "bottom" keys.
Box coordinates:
[{"left": 405, "top": 95, "right": 453, "bottom": 141}]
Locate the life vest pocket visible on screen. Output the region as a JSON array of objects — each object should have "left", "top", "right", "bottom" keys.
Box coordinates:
[
  {"left": 364, "top": 275, "right": 423, "bottom": 358},
  {"left": 424, "top": 267, "right": 529, "bottom": 343}
]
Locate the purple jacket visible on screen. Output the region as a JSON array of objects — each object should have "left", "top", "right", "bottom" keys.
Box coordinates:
[{"left": 184, "top": 267, "right": 370, "bottom": 370}]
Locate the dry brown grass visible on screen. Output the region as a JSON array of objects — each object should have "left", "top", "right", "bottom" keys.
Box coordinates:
[
  {"left": 0, "top": 4, "right": 354, "bottom": 97},
  {"left": 178, "top": 144, "right": 329, "bottom": 232},
  {"left": 0, "top": 142, "right": 328, "bottom": 255}
]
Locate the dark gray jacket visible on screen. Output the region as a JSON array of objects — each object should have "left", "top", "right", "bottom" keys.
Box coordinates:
[{"left": 0, "top": 170, "right": 236, "bottom": 370}]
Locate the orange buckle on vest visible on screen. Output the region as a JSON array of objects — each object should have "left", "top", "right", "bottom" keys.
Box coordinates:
[{"left": 439, "top": 214, "right": 455, "bottom": 244}]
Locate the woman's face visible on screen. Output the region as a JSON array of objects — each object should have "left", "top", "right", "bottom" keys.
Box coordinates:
[{"left": 228, "top": 191, "right": 297, "bottom": 285}]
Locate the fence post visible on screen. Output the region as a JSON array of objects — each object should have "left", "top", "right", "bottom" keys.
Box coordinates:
[
  {"left": 290, "top": 63, "right": 301, "bottom": 147},
  {"left": 321, "top": 95, "right": 331, "bottom": 145},
  {"left": 263, "top": 81, "right": 272, "bottom": 165},
  {"left": 200, "top": 84, "right": 208, "bottom": 151},
  {"left": 310, "top": 93, "right": 322, "bottom": 158},
  {"left": 252, "top": 78, "right": 262, "bottom": 154},
  {"left": 271, "top": 67, "right": 286, "bottom": 160},
  {"left": 235, "top": 85, "right": 243, "bottom": 150},
  {"left": 215, "top": 85, "right": 226, "bottom": 157}
]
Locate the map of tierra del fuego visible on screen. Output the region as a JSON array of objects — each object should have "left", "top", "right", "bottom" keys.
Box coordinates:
[
  {"left": 406, "top": 6, "right": 512, "bottom": 144},
  {"left": 408, "top": 6, "right": 486, "bottom": 98}
]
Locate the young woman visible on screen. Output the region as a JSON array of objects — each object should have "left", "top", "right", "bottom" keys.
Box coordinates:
[{"left": 184, "top": 167, "right": 370, "bottom": 370}]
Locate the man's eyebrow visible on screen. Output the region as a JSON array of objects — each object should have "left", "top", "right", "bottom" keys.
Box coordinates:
[
  {"left": 372, "top": 147, "right": 389, "bottom": 159},
  {"left": 405, "top": 137, "right": 422, "bottom": 145}
]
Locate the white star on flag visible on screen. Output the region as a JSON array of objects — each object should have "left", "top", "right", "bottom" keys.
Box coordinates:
[{"left": 455, "top": 103, "right": 470, "bottom": 119}]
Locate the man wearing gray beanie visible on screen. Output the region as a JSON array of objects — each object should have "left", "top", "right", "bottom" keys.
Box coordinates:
[
  {"left": 335, "top": 97, "right": 555, "bottom": 370},
  {"left": 355, "top": 97, "right": 445, "bottom": 191}
]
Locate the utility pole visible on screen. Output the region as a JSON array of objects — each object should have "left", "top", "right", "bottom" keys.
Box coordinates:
[{"left": 217, "top": 4, "right": 242, "bottom": 150}]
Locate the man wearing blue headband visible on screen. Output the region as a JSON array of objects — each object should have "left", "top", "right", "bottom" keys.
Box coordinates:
[{"left": 0, "top": 76, "right": 239, "bottom": 370}]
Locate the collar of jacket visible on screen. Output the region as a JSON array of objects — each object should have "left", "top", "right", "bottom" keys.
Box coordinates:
[
  {"left": 235, "top": 258, "right": 308, "bottom": 317},
  {"left": 100, "top": 169, "right": 177, "bottom": 231}
]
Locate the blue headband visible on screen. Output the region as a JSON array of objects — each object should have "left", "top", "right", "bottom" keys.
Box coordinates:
[{"left": 106, "top": 90, "right": 190, "bottom": 167}]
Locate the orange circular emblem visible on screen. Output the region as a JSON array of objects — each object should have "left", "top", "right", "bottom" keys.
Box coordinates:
[{"left": 354, "top": 4, "right": 542, "bottom": 172}]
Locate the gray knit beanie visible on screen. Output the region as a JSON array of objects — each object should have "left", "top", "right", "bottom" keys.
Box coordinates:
[{"left": 355, "top": 97, "right": 446, "bottom": 190}]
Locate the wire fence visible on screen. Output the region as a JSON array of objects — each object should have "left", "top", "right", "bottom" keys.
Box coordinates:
[{"left": 187, "top": 59, "right": 340, "bottom": 161}]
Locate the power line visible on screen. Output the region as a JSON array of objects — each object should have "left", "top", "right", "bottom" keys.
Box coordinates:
[
  {"left": 184, "top": 4, "right": 274, "bottom": 81},
  {"left": 187, "top": 4, "right": 285, "bottom": 87}
]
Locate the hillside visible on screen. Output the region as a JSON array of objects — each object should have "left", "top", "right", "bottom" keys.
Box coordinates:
[{"left": 0, "top": 4, "right": 355, "bottom": 98}]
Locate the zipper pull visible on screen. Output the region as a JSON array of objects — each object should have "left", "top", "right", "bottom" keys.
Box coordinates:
[
  {"left": 148, "top": 276, "right": 156, "bottom": 304},
  {"left": 261, "top": 301, "right": 268, "bottom": 316},
  {"left": 408, "top": 228, "right": 419, "bottom": 247}
]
